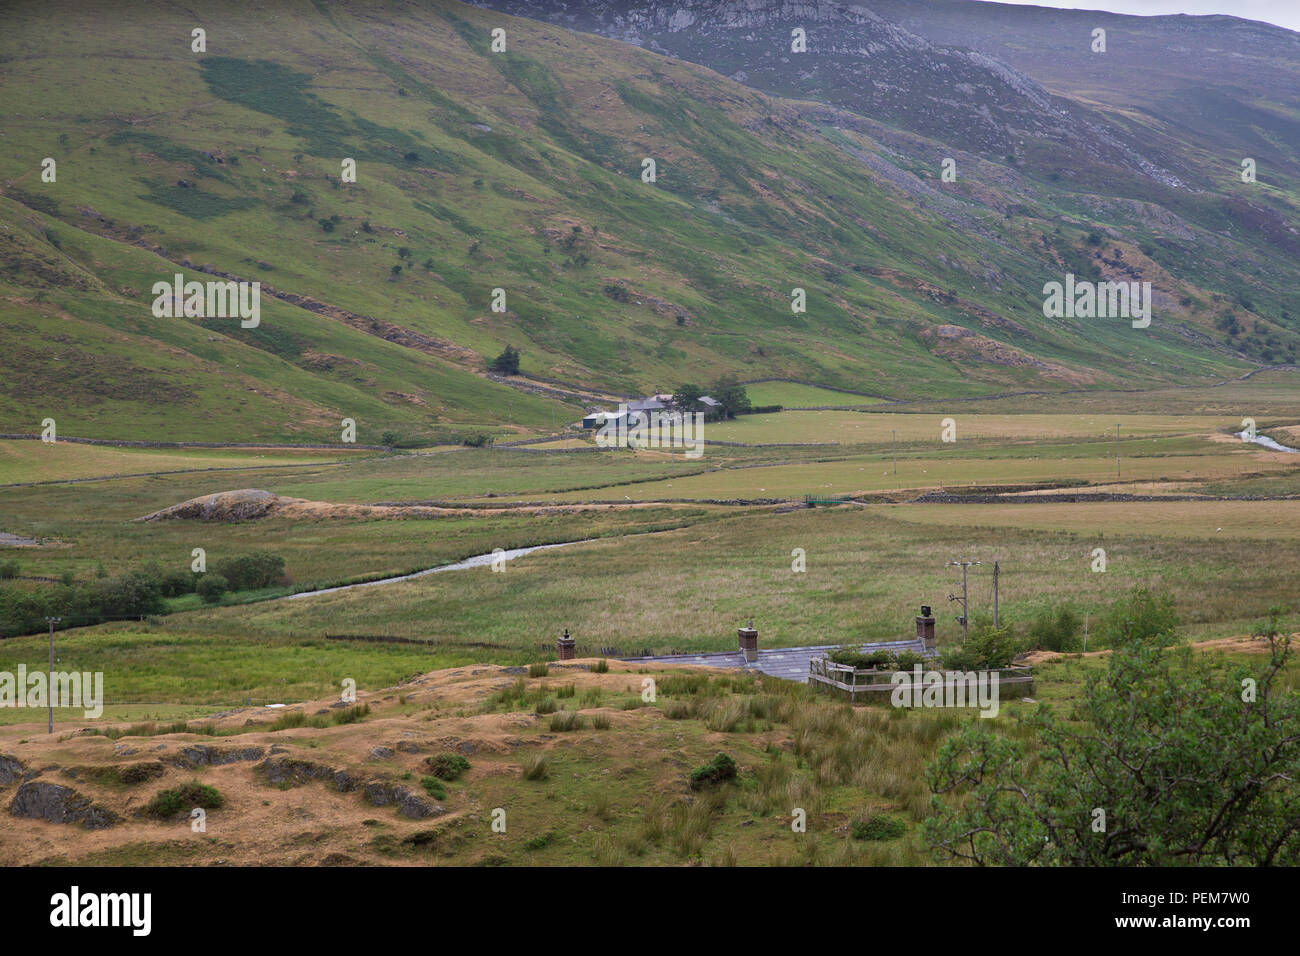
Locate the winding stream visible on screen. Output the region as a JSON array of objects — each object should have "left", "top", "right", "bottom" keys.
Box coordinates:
[
  {"left": 1235, "top": 431, "right": 1299, "bottom": 453},
  {"left": 285, "top": 539, "right": 593, "bottom": 601}
]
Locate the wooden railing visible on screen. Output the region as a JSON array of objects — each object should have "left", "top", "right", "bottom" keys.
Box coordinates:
[{"left": 809, "top": 657, "right": 1035, "bottom": 701}]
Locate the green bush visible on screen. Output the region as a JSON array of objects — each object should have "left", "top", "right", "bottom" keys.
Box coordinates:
[
  {"left": 212, "top": 552, "right": 285, "bottom": 591},
  {"left": 1098, "top": 587, "right": 1179, "bottom": 647},
  {"left": 1028, "top": 605, "right": 1082, "bottom": 652},
  {"left": 851, "top": 812, "right": 907, "bottom": 842},
  {"left": 196, "top": 574, "right": 228, "bottom": 604},
  {"left": 419, "top": 776, "right": 447, "bottom": 800},
  {"left": 145, "top": 781, "right": 223, "bottom": 819},
  {"left": 689, "top": 752, "right": 738, "bottom": 790},
  {"left": 942, "top": 623, "right": 1020, "bottom": 670},
  {"left": 894, "top": 650, "right": 925, "bottom": 670},
  {"left": 425, "top": 753, "right": 470, "bottom": 781},
  {"left": 488, "top": 344, "right": 521, "bottom": 375}
]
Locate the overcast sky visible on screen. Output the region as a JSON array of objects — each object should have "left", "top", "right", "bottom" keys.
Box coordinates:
[{"left": 972, "top": 0, "right": 1300, "bottom": 32}]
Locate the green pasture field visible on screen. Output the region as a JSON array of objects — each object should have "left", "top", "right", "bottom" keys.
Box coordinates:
[
  {"left": 701, "top": 410, "right": 1249, "bottom": 445},
  {"left": 66, "top": 504, "right": 1294, "bottom": 665},
  {"left": 742, "top": 381, "right": 891, "bottom": 408},
  {"left": 536, "top": 447, "right": 1279, "bottom": 502},
  {"left": 0, "top": 439, "right": 371, "bottom": 485}
]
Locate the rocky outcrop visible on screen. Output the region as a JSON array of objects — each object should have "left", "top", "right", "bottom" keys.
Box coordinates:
[
  {"left": 362, "top": 781, "right": 445, "bottom": 819},
  {"left": 0, "top": 755, "right": 24, "bottom": 786},
  {"left": 175, "top": 745, "right": 266, "bottom": 768},
  {"left": 9, "top": 782, "right": 119, "bottom": 829},
  {"left": 260, "top": 756, "right": 357, "bottom": 793}
]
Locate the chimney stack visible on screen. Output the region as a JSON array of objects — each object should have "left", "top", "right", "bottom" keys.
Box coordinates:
[
  {"left": 737, "top": 620, "right": 759, "bottom": 663},
  {"left": 557, "top": 627, "right": 576, "bottom": 661},
  {"left": 916, "top": 606, "right": 936, "bottom": 652}
]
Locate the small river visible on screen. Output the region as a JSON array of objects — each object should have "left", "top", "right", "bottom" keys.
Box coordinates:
[
  {"left": 1235, "top": 431, "right": 1299, "bottom": 453},
  {"left": 285, "top": 539, "right": 592, "bottom": 601}
]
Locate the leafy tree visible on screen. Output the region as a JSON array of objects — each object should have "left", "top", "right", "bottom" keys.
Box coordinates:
[
  {"left": 196, "top": 574, "right": 228, "bottom": 605},
  {"left": 925, "top": 615, "right": 1300, "bottom": 865},
  {"left": 708, "top": 377, "right": 751, "bottom": 419},
  {"left": 94, "top": 571, "right": 165, "bottom": 619},
  {"left": 488, "top": 345, "right": 521, "bottom": 376},
  {"left": 671, "top": 383, "right": 704, "bottom": 412},
  {"left": 212, "top": 553, "right": 285, "bottom": 591},
  {"left": 1097, "top": 586, "right": 1179, "bottom": 647},
  {"left": 1027, "top": 604, "right": 1081, "bottom": 652}
]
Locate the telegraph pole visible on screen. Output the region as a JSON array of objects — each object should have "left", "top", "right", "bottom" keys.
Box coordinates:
[
  {"left": 946, "top": 559, "right": 980, "bottom": 641},
  {"left": 45, "top": 616, "right": 61, "bottom": 735},
  {"left": 992, "top": 560, "right": 999, "bottom": 628}
]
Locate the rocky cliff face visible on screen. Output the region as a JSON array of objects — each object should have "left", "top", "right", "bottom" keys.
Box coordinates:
[{"left": 471, "top": 0, "right": 1149, "bottom": 172}]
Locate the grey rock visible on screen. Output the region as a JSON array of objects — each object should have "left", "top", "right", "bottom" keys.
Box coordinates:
[
  {"left": 0, "top": 755, "right": 25, "bottom": 786},
  {"left": 9, "top": 782, "right": 119, "bottom": 830}
]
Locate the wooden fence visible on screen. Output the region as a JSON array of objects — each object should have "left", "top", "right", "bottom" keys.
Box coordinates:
[{"left": 809, "top": 657, "right": 1034, "bottom": 702}]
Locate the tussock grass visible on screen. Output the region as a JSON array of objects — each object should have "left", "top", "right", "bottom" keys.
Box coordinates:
[{"left": 520, "top": 753, "right": 549, "bottom": 781}]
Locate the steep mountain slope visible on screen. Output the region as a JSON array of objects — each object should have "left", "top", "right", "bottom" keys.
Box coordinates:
[
  {"left": 0, "top": 0, "right": 1293, "bottom": 441},
  {"left": 473, "top": 0, "right": 1300, "bottom": 355}
]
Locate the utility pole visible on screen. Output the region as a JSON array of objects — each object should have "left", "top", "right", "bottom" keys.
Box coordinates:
[
  {"left": 946, "top": 559, "right": 980, "bottom": 641},
  {"left": 992, "top": 560, "right": 999, "bottom": 628},
  {"left": 1115, "top": 423, "right": 1121, "bottom": 479},
  {"left": 45, "top": 616, "right": 61, "bottom": 735}
]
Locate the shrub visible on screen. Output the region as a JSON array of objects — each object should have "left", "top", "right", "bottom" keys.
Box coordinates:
[
  {"left": 894, "top": 650, "right": 925, "bottom": 670},
  {"left": 487, "top": 345, "right": 521, "bottom": 375},
  {"left": 419, "top": 776, "right": 447, "bottom": 800},
  {"left": 851, "top": 812, "right": 907, "bottom": 842},
  {"left": 213, "top": 552, "right": 285, "bottom": 591},
  {"left": 145, "top": 781, "right": 223, "bottom": 819},
  {"left": 196, "top": 574, "right": 228, "bottom": 604},
  {"left": 942, "top": 623, "right": 1019, "bottom": 670},
  {"left": 1097, "top": 587, "right": 1179, "bottom": 647},
  {"left": 94, "top": 571, "right": 165, "bottom": 618},
  {"left": 425, "top": 753, "right": 470, "bottom": 781},
  {"left": 1028, "top": 605, "right": 1082, "bottom": 652},
  {"left": 689, "top": 752, "right": 738, "bottom": 790}
]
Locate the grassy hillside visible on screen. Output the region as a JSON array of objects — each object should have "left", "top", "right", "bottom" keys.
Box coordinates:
[{"left": 2, "top": 0, "right": 1291, "bottom": 442}]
